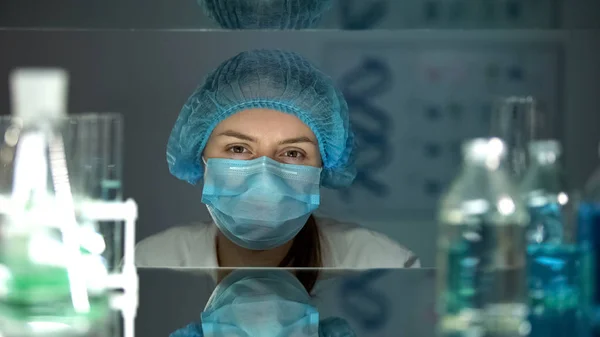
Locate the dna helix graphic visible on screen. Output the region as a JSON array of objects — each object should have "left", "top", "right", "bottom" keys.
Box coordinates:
[
  {"left": 339, "top": 0, "right": 389, "bottom": 30},
  {"left": 339, "top": 269, "right": 391, "bottom": 332},
  {"left": 338, "top": 57, "right": 394, "bottom": 200}
]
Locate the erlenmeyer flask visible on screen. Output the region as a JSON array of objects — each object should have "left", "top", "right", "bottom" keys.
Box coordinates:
[{"left": 0, "top": 69, "right": 111, "bottom": 337}]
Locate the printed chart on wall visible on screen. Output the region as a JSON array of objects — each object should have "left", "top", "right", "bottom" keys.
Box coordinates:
[
  {"left": 322, "top": 0, "right": 559, "bottom": 29},
  {"left": 318, "top": 40, "right": 562, "bottom": 222}
]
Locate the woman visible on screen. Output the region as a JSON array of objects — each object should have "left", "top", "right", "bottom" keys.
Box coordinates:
[{"left": 135, "top": 49, "right": 420, "bottom": 286}]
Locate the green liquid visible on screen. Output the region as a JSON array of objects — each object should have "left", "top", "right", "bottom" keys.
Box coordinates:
[{"left": 0, "top": 236, "right": 111, "bottom": 336}]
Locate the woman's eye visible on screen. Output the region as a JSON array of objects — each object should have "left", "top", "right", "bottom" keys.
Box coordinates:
[
  {"left": 228, "top": 146, "right": 248, "bottom": 154},
  {"left": 283, "top": 150, "right": 305, "bottom": 159}
]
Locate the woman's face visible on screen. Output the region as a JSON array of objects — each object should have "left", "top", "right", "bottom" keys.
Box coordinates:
[{"left": 203, "top": 108, "right": 322, "bottom": 168}]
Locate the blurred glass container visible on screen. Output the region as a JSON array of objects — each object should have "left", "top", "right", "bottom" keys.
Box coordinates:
[
  {"left": 0, "top": 116, "right": 110, "bottom": 337},
  {"left": 437, "top": 137, "right": 530, "bottom": 337},
  {"left": 519, "top": 140, "right": 590, "bottom": 337},
  {"left": 490, "top": 96, "right": 540, "bottom": 181},
  {"left": 520, "top": 140, "right": 567, "bottom": 245},
  {"left": 0, "top": 113, "right": 124, "bottom": 337},
  {"left": 63, "top": 114, "right": 124, "bottom": 273},
  {"left": 1, "top": 114, "right": 124, "bottom": 272},
  {"left": 64, "top": 114, "right": 123, "bottom": 202}
]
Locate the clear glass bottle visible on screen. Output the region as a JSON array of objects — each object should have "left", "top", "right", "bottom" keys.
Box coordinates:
[
  {"left": 437, "top": 138, "right": 530, "bottom": 337},
  {"left": 519, "top": 140, "right": 567, "bottom": 245}
]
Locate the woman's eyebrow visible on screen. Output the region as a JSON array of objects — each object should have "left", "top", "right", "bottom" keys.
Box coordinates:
[
  {"left": 278, "top": 136, "right": 316, "bottom": 145},
  {"left": 216, "top": 130, "right": 256, "bottom": 142},
  {"left": 217, "top": 130, "right": 316, "bottom": 145}
]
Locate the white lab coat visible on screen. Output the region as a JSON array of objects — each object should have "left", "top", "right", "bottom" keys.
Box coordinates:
[{"left": 134, "top": 216, "right": 420, "bottom": 269}]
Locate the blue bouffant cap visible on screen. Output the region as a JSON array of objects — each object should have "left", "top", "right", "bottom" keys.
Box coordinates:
[{"left": 166, "top": 49, "right": 356, "bottom": 189}]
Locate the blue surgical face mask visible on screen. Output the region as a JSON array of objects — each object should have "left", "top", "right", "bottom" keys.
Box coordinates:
[
  {"left": 201, "top": 156, "right": 321, "bottom": 250},
  {"left": 201, "top": 270, "right": 319, "bottom": 337}
]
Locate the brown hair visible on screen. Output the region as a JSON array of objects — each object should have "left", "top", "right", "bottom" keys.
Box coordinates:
[{"left": 278, "top": 214, "right": 321, "bottom": 293}]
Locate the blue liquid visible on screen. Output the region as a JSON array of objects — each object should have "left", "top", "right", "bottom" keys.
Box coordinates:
[
  {"left": 444, "top": 242, "right": 480, "bottom": 314},
  {"left": 100, "top": 179, "right": 123, "bottom": 271},
  {"left": 100, "top": 179, "right": 121, "bottom": 200},
  {"left": 440, "top": 223, "right": 528, "bottom": 337},
  {"left": 578, "top": 202, "right": 600, "bottom": 334},
  {"left": 528, "top": 202, "right": 564, "bottom": 244},
  {"left": 527, "top": 244, "right": 589, "bottom": 337}
]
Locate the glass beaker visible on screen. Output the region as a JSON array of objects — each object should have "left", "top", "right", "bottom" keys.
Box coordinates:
[
  {"left": 62, "top": 113, "right": 124, "bottom": 273},
  {"left": 63, "top": 113, "right": 123, "bottom": 202}
]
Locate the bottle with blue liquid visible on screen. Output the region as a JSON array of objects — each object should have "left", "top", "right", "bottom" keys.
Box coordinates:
[
  {"left": 521, "top": 140, "right": 589, "bottom": 337},
  {"left": 578, "top": 142, "right": 600, "bottom": 334},
  {"left": 437, "top": 138, "right": 530, "bottom": 337}
]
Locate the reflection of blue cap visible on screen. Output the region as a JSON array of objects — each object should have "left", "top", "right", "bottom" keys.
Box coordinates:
[
  {"left": 204, "top": 269, "right": 311, "bottom": 311},
  {"left": 198, "top": 0, "right": 333, "bottom": 29},
  {"left": 167, "top": 49, "right": 356, "bottom": 189}
]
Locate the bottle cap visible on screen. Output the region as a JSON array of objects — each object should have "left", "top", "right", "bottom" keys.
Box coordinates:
[{"left": 10, "top": 68, "right": 69, "bottom": 125}]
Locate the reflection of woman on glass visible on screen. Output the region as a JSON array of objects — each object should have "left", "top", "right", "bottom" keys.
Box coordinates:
[
  {"left": 198, "top": 0, "right": 333, "bottom": 29},
  {"left": 170, "top": 270, "right": 356, "bottom": 337},
  {"left": 135, "top": 49, "right": 420, "bottom": 274}
]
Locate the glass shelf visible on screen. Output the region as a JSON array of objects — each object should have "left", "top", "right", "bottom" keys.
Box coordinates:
[{"left": 136, "top": 268, "right": 437, "bottom": 337}]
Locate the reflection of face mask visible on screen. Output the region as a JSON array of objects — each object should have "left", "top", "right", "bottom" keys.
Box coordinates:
[
  {"left": 201, "top": 271, "right": 319, "bottom": 337},
  {"left": 201, "top": 156, "right": 321, "bottom": 250},
  {"left": 201, "top": 299, "right": 319, "bottom": 337}
]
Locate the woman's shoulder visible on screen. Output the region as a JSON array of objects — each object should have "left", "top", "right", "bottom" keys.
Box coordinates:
[
  {"left": 314, "top": 216, "right": 421, "bottom": 268},
  {"left": 134, "top": 220, "right": 217, "bottom": 268}
]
